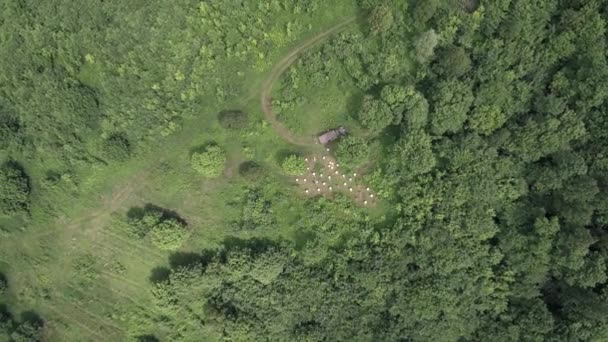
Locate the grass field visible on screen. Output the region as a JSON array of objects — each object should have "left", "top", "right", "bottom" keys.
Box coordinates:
[{"left": 0, "top": 3, "right": 367, "bottom": 340}]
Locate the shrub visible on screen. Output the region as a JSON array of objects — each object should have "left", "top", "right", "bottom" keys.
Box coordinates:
[
  {"left": 281, "top": 155, "right": 307, "bottom": 175},
  {"left": 218, "top": 110, "right": 248, "bottom": 130},
  {"left": 150, "top": 219, "right": 190, "bottom": 251},
  {"left": 191, "top": 145, "right": 226, "bottom": 177},
  {"left": 0, "top": 162, "right": 30, "bottom": 216},
  {"left": 239, "top": 161, "right": 264, "bottom": 181},
  {"left": 102, "top": 133, "right": 131, "bottom": 162},
  {"left": 128, "top": 206, "right": 190, "bottom": 251},
  {"left": 336, "top": 136, "right": 371, "bottom": 167},
  {"left": 241, "top": 189, "right": 275, "bottom": 230}
]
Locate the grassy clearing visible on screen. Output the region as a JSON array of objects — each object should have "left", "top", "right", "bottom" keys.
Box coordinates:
[{"left": 0, "top": 2, "right": 367, "bottom": 340}]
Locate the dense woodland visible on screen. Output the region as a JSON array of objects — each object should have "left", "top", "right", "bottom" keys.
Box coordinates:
[{"left": 2, "top": 0, "right": 608, "bottom": 341}]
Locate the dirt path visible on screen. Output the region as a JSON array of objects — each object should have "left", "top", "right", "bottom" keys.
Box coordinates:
[{"left": 260, "top": 16, "right": 357, "bottom": 146}]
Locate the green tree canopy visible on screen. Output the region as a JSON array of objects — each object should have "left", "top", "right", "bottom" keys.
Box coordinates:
[
  {"left": 369, "top": 5, "right": 394, "bottom": 35},
  {"left": 414, "top": 29, "right": 439, "bottom": 63},
  {"left": 358, "top": 95, "right": 394, "bottom": 134},
  {"left": 335, "top": 136, "right": 371, "bottom": 168},
  {"left": 435, "top": 45, "right": 472, "bottom": 78},
  {"left": 191, "top": 145, "right": 226, "bottom": 177}
]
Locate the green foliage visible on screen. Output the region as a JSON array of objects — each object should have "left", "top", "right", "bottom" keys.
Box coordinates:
[
  {"left": 128, "top": 206, "right": 190, "bottom": 251},
  {"left": 335, "top": 136, "right": 371, "bottom": 167},
  {"left": 0, "top": 305, "right": 44, "bottom": 342},
  {"left": 3, "top": 1, "right": 608, "bottom": 341},
  {"left": 429, "top": 79, "right": 474, "bottom": 135},
  {"left": 357, "top": 95, "right": 394, "bottom": 134},
  {"left": 369, "top": 5, "right": 394, "bottom": 35},
  {"left": 414, "top": 29, "right": 439, "bottom": 63},
  {"left": 240, "top": 189, "right": 275, "bottom": 230},
  {"left": 389, "top": 129, "right": 435, "bottom": 178},
  {"left": 191, "top": 145, "right": 226, "bottom": 177},
  {"left": 435, "top": 45, "right": 472, "bottom": 78},
  {"left": 281, "top": 155, "right": 307, "bottom": 176},
  {"left": 0, "top": 162, "right": 30, "bottom": 216},
  {"left": 149, "top": 219, "right": 190, "bottom": 251},
  {"left": 413, "top": 0, "right": 440, "bottom": 26},
  {"left": 102, "top": 133, "right": 131, "bottom": 162},
  {"left": 381, "top": 84, "right": 429, "bottom": 128},
  {"left": 218, "top": 110, "right": 248, "bottom": 130}
]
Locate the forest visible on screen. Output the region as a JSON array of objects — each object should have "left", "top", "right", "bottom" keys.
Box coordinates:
[{"left": 1, "top": 0, "right": 608, "bottom": 341}]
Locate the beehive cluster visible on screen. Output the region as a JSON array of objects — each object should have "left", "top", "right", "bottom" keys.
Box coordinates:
[{"left": 294, "top": 152, "right": 376, "bottom": 206}]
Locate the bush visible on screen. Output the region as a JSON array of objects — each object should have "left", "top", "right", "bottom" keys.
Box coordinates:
[
  {"left": 102, "top": 133, "right": 131, "bottom": 162},
  {"left": 150, "top": 219, "right": 190, "bottom": 251},
  {"left": 0, "top": 162, "right": 30, "bottom": 216},
  {"left": 336, "top": 136, "right": 371, "bottom": 167},
  {"left": 239, "top": 161, "right": 264, "bottom": 181},
  {"left": 128, "top": 206, "right": 190, "bottom": 251},
  {"left": 218, "top": 110, "right": 248, "bottom": 130},
  {"left": 281, "top": 155, "right": 307, "bottom": 176},
  {"left": 191, "top": 145, "right": 226, "bottom": 177}
]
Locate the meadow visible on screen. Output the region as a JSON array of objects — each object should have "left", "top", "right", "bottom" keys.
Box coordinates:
[{"left": 2, "top": 0, "right": 608, "bottom": 341}]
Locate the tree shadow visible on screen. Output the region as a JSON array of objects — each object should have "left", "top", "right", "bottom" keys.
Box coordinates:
[
  {"left": 189, "top": 141, "right": 218, "bottom": 156},
  {"left": 168, "top": 251, "right": 214, "bottom": 270},
  {"left": 221, "top": 236, "right": 281, "bottom": 255},
  {"left": 126, "top": 204, "right": 188, "bottom": 226},
  {"left": 293, "top": 230, "right": 316, "bottom": 251},
  {"left": 149, "top": 236, "right": 285, "bottom": 284},
  {"left": 148, "top": 267, "right": 171, "bottom": 284},
  {"left": 20, "top": 310, "right": 44, "bottom": 328},
  {"left": 136, "top": 335, "right": 160, "bottom": 342},
  {"left": 275, "top": 149, "right": 305, "bottom": 164}
]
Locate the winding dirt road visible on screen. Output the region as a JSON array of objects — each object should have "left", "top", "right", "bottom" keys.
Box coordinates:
[{"left": 260, "top": 16, "right": 357, "bottom": 146}]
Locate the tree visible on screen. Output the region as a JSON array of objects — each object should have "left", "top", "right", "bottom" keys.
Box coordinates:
[
  {"left": 218, "top": 110, "right": 248, "bottom": 130},
  {"left": 389, "top": 129, "right": 436, "bottom": 178},
  {"left": 335, "top": 136, "right": 371, "bottom": 168},
  {"left": 369, "top": 5, "right": 394, "bottom": 35},
  {"left": 0, "top": 162, "right": 30, "bottom": 216},
  {"left": 381, "top": 84, "right": 429, "bottom": 129},
  {"left": 413, "top": 0, "right": 440, "bottom": 26},
  {"left": 102, "top": 133, "right": 131, "bottom": 162},
  {"left": 358, "top": 95, "right": 394, "bottom": 134},
  {"left": 281, "top": 155, "right": 307, "bottom": 176},
  {"left": 191, "top": 145, "right": 226, "bottom": 177},
  {"left": 429, "top": 79, "right": 474, "bottom": 135},
  {"left": 414, "top": 29, "right": 439, "bottom": 63},
  {"left": 435, "top": 45, "right": 471, "bottom": 78}
]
